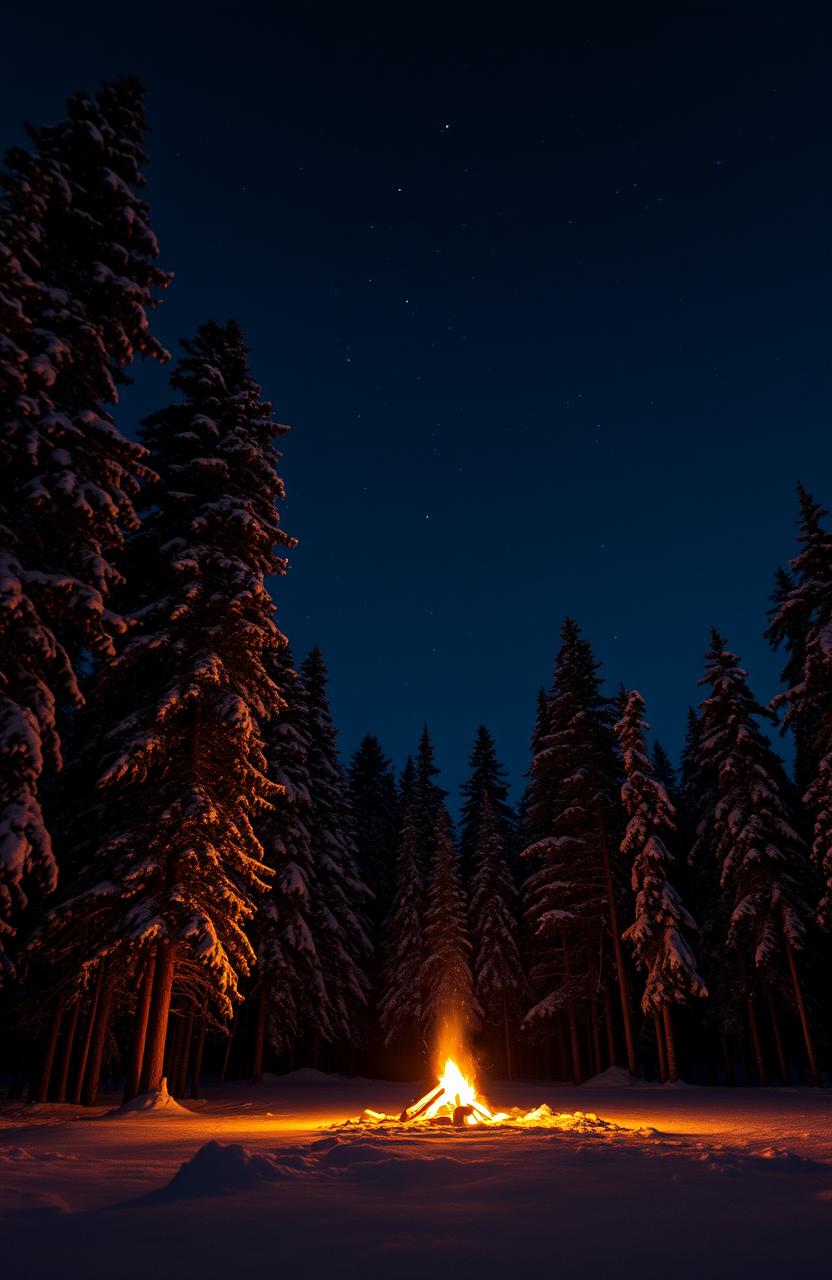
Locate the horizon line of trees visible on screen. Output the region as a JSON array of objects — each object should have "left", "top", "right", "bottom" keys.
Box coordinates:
[{"left": 2, "top": 76, "right": 832, "bottom": 1105}]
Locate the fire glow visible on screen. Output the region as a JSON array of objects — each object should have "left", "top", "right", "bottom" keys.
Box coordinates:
[{"left": 355, "top": 1055, "right": 610, "bottom": 1132}]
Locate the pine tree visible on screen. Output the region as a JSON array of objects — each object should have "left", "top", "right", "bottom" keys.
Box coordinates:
[
  {"left": 519, "top": 687, "right": 552, "bottom": 847},
  {"left": 301, "top": 648, "right": 372, "bottom": 1049},
  {"left": 413, "top": 724, "right": 446, "bottom": 867},
  {"left": 253, "top": 644, "right": 321, "bottom": 1073},
  {"left": 694, "top": 630, "right": 820, "bottom": 1085},
  {"left": 522, "top": 618, "right": 636, "bottom": 1078},
  {"left": 348, "top": 734, "right": 399, "bottom": 929},
  {"left": 378, "top": 791, "right": 425, "bottom": 1051},
  {"left": 459, "top": 725, "right": 516, "bottom": 886},
  {"left": 32, "top": 319, "right": 292, "bottom": 1097},
  {"left": 616, "top": 691, "right": 706, "bottom": 1082},
  {"left": 419, "top": 804, "right": 480, "bottom": 1064},
  {"left": 651, "top": 740, "right": 679, "bottom": 809},
  {"left": 767, "top": 485, "right": 832, "bottom": 925},
  {"left": 0, "top": 77, "right": 170, "bottom": 967},
  {"left": 469, "top": 790, "right": 524, "bottom": 1076}
]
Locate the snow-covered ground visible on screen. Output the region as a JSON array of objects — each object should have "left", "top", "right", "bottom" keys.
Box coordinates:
[{"left": 2, "top": 1070, "right": 832, "bottom": 1278}]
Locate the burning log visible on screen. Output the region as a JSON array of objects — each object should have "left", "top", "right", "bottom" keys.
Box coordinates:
[
  {"left": 394, "top": 1058, "right": 504, "bottom": 1128},
  {"left": 400, "top": 1082, "right": 445, "bottom": 1123}
]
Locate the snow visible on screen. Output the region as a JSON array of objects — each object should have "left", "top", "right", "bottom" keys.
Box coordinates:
[
  {"left": 2, "top": 1074, "right": 832, "bottom": 1277},
  {"left": 111, "top": 1077, "right": 194, "bottom": 1117}
]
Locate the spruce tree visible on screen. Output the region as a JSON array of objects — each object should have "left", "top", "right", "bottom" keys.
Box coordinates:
[
  {"left": 459, "top": 725, "right": 516, "bottom": 885},
  {"left": 519, "top": 687, "right": 553, "bottom": 847},
  {"left": 413, "top": 723, "right": 446, "bottom": 869},
  {"left": 419, "top": 803, "right": 480, "bottom": 1064},
  {"left": 767, "top": 485, "right": 832, "bottom": 925},
  {"left": 469, "top": 790, "right": 524, "bottom": 1076},
  {"left": 301, "top": 648, "right": 372, "bottom": 1049},
  {"left": 651, "top": 740, "right": 679, "bottom": 809},
  {"left": 694, "top": 630, "right": 820, "bottom": 1085},
  {"left": 253, "top": 644, "right": 322, "bottom": 1074},
  {"left": 616, "top": 691, "right": 706, "bottom": 1082},
  {"left": 32, "top": 319, "right": 292, "bottom": 1096},
  {"left": 379, "top": 791, "right": 425, "bottom": 1052},
  {"left": 348, "top": 734, "right": 399, "bottom": 929},
  {"left": 0, "top": 77, "right": 170, "bottom": 967},
  {"left": 522, "top": 618, "right": 636, "bottom": 1078}
]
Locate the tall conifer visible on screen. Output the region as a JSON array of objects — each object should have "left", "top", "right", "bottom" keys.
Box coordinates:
[
  {"left": 0, "top": 78, "right": 170, "bottom": 965},
  {"left": 301, "top": 648, "right": 372, "bottom": 1048},
  {"left": 616, "top": 691, "right": 706, "bottom": 1081},
  {"left": 33, "top": 320, "right": 291, "bottom": 1096}
]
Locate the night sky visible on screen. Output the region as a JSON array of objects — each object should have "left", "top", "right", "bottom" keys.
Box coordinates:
[{"left": 4, "top": 4, "right": 832, "bottom": 800}]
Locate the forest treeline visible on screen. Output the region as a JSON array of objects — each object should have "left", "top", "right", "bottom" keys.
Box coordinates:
[{"left": 1, "top": 78, "right": 831, "bottom": 1104}]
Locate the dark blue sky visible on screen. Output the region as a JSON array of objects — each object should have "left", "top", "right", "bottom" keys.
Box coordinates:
[{"left": 4, "top": 4, "right": 831, "bottom": 800}]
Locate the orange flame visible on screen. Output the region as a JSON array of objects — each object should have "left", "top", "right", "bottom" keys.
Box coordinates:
[{"left": 401, "top": 1057, "right": 509, "bottom": 1127}]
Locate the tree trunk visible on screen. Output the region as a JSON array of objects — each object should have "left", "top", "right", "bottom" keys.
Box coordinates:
[
  {"left": 71, "top": 970, "right": 103, "bottom": 1105},
  {"left": 562, "top": 932, "right": 582, "bottom": 1082},
  {"left": 175, "top": 1007, "right": 195, "bottom": 1098},
  {"left": 167, "top": 1012, "right": 183, "bottom": 1078},
  {"left": 603, "top": 987, "right": 616, "bottom": 1068},
  {"left": 502, "top": 1000, "right": 513, "bottom": 1081},
  {"left": 765, "top": 980, "right": 788, "bottom": 1085},
  {"left": 140, "top": 940, "right": 175, "bottom": 1095},
  {"left": 662, "top": 1004, "right": 678, "bottom": 1083},
  {"left": 54, "top": 999, "right": 81, "bottom": 1103},
  {"left": 219, "top": 1017, "right": 237, "bottom": 1085},
  {"left": 125, "top": 952, "right": 156, "bottom": 1103},
  {"left": 191, "top": 997, "right": 209, "bottom": 1099},
  {"left": 597, "top": 809, "right": 637, "bottom": 1075},
  {"left": 785, "top": 939, "right": 821, "bottom": 1087},
  {"left": 554, "top": 1019, "right": 566, "bottom": 1081},
  {"left": 653, "top": 1011, "right": 668, "bottom": 1082},
  {"left": 747, "top": 994, "right": 766, "bottom": 1086},
  {"left": 589, "top": 990, "right": 602, "bottom": 1077},
  {"left": 33, "top": 995, "right": 65, "bottom": 1103},
  {"left": 81, "top": 977, "right": 113, "bottom": 1106},
  {"left": 251, "top": 984, "right": 268, "bottom": 1084}
]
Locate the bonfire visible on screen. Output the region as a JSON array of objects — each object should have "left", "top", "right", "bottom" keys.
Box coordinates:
[{"left": 354, "top": 1055, "right": 606, "bottom": 1132}]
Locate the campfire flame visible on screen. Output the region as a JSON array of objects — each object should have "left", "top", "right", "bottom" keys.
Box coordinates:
[{"left": 400, "top": 1057, "right": 509, "bottom": 1127}]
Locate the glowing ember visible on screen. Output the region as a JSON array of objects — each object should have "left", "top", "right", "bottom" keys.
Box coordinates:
[{"left": 354, "top": 1056, "right": 614, "bottom": 1132}]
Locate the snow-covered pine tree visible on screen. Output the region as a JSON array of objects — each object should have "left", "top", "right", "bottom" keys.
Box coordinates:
[
  {"left": 769, "top": 564, "right": 815, "bottom": 792},
  {"left": 695, "top": 630, "right": 820, "bottom": 1085},
  {"left": 459, "top": 725, "right": 517, "bottom": 887},
  {"left": 519, "top": 687, "right": 552, "bottom": 848},
  {"left": 32, "top": 319, "right": 292, "bottom": 1098},
  {"left": 767, "top": 485, "right": 832, "bottom": 926},
  {"left": 419, "top": 803, "right": 480, "bottom": 1064},
  {"left": 522, "top": 618, "right": 636, "bottom": 1079},
  {"left": 413, "top": 724, "right": 446, "bottom": 870},
  {"left": 0, "top": 77, "right": 170, "bottom": 969},
  {"left": 469, "top": 790, "right": 524, "bottom": 1076},
  {"left": 616, "top": 691, "right": 706, "bottom": 1082},
  {"left": 378, "top": 790, "right": 425, "bottom": 1054},
  {"left": 300, "top": 648, "right": 372, "bottom": 1052},
  {"left": 651, "top": 740, "right": 679, "bottom": 809},
  {"left": 252, "top": 643, "right": 322, "bottom": 1078},
  {"left": 348, "top": 734, "right": 399, "bottom": 929}
]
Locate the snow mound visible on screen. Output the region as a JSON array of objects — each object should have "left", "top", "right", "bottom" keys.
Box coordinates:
[
  {"left": 267, "top": 1068, "right": 357, "bottom": 1086},
  {"left": 153, "top": 1142, "right": 304, "bottom": 1201},
  {"left": 581, "top": 1067, "right": 639, "bottom": 1088},
  {"left": 0, "top": 1186, "right": 70, "bottom": 1215},
  {"left": 112, "top": 1079, "right": 193, "bottom": 1118},
  {"left": 0, "top": 1146, "right": 76, "bottom": 1163}
]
